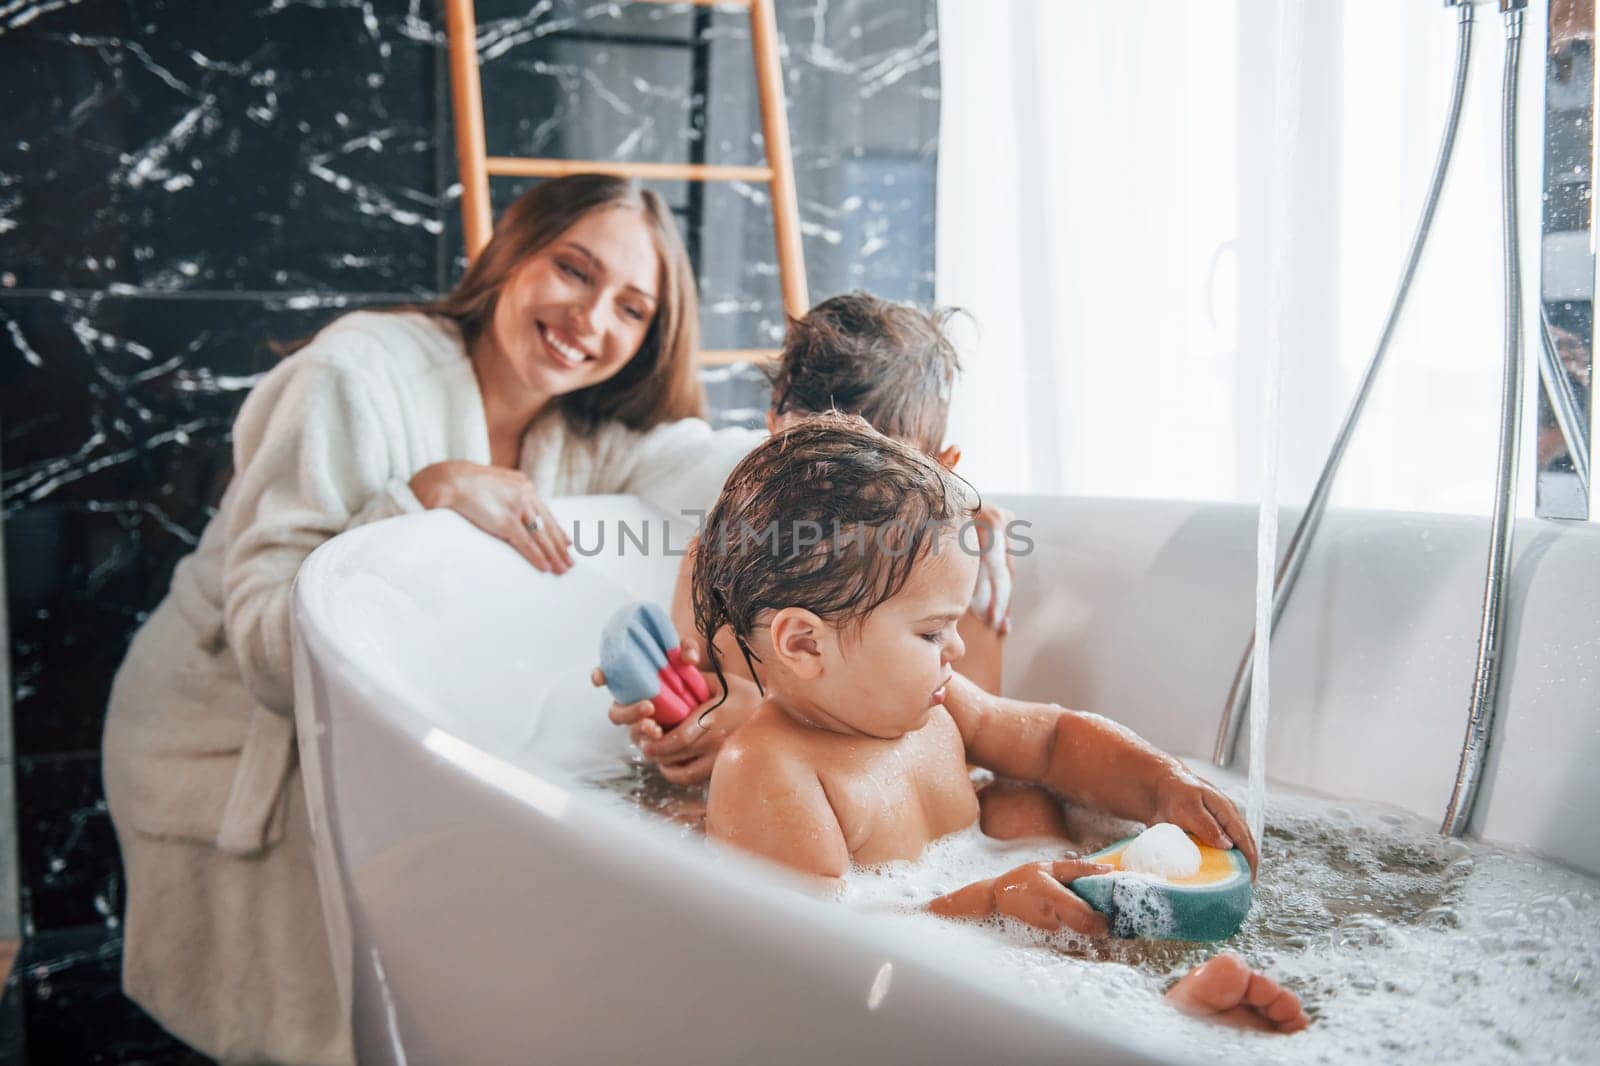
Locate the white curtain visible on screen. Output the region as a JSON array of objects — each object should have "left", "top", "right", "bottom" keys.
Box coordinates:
[{"left": 937, "top": 0, "right": 1551, "bottom": 517}]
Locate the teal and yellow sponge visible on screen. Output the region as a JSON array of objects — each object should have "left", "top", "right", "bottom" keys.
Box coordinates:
[{"left": 1068, "top": 834, "right": 1252, "bottom": 941}]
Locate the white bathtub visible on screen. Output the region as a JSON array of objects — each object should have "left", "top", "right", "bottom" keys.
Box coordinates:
[{"left": 290, "top": 495, "right": 1600, "bottom": 1065}]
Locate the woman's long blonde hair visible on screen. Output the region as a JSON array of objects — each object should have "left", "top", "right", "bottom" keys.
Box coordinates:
[{"left": 420, "top": 174, "right": 705, "bottom": 430}]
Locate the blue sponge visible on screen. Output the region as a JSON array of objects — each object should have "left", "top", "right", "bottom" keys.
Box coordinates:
[
  {"left": 598, "top": 602, "right": 709, "bottom": 728},
  {"left": 600, "top": 602, "right": 677, "bottom": 704}
]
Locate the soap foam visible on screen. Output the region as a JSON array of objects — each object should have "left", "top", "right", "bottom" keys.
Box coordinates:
[
  {"left": 1102, "top": 875, "right": 1178, "bottom": 939},
  {"left": 573, "top": 754, "right": 1600, "bottom": 1065},
  {"left": 1119, "top": 822, "right": 1202, "bottom": 879}
]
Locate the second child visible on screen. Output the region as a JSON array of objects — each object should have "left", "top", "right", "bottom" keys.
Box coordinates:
[{"left": 598, "top": 293, "right": 1013, "bottom": 785}]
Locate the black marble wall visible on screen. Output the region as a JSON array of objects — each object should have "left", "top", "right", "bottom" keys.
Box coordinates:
[{"left": 0, "top": 0, "right": 937, "bottom": 1001}]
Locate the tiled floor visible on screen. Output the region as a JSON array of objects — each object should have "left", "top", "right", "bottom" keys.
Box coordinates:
[{"left": 0, "top": 927, "right": 212, "bottom": 1065}]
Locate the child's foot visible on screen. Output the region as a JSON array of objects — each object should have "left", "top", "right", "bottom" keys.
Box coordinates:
[{"left": 1165, "top": 953, "right": 1309, "bottom": 1034}]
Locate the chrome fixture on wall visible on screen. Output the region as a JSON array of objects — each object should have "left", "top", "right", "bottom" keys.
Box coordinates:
[
  {"left": 1535, "top": 0, "right": 1595, "bottom": 520},
  {"left": 1443, "top": 0, "right": 1531, "bottom": 838},
  {"left": 1217, "top": 0, "right": 1594, "bottom": 839},
  {"left": 1213, "top": 0, "right": 1477, "bottom": 771}
]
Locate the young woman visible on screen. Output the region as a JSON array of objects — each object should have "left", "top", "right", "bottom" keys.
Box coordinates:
[{"left": 101, "top": 174, "right": 762, "bottom": 1064}]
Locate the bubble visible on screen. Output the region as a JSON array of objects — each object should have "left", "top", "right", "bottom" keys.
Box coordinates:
[{"left": 578, "top": 754, "right": 1600, "bottom": 1063}]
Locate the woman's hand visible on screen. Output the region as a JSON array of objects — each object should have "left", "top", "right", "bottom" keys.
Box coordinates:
[
  {"left": 929, "top": 859, "right": 1114, "bottom": 935},
  {"left": 969, "top": 502, "right": 1015, "bottom": 633},
  {"left": 410, "top": 461, "right": 574, "bottom": 574},
  {"left": 590, "top": 643, "right": 760, "bottom": 786},
  {"left": 1149, "top": 768, "right": 1259, "bottom": 878}
]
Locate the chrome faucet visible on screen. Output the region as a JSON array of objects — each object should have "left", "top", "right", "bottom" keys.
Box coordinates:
[
  {"left": 1213, "top": 0, "right": 1477, "bottom": 773},
  {"left": 1214, "top": 0, "right": 1592, "bottom": 840}
]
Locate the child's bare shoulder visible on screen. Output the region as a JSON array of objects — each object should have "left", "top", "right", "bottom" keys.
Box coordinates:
[
  {"left": 712, "top": 705, "right": 817, "bottom": 786},
  {"left": 707, "top": 708, "right": 849, "bottom": 876}
]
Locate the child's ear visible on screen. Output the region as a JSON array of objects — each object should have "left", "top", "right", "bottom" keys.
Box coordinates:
[
  {"left": 936, "top": 444, "right": 962, "bottom": 471},
  {"left": 768, "top": 607, "right": 826, "bottom": 679},
  {"left": 765, "top": 408, "right": 781, "bottom": 435}
]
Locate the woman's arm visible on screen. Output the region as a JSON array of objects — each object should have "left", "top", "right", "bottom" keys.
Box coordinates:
[
  {"left": 604, "top": 418, "right": 765, "bottom": 525},
  {"left": 222, "top": 352, "right": 423, "bottom": 714},
  {"left": 409, "top": 460, "right": 573, "bottom": 573},
  {"left": 942, "top": 674, "right": 1258, "bottom": 873}
]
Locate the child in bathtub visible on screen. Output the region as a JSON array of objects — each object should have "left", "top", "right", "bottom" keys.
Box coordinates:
[
  {"left": 690, "top": 416, "right": 1309, "bottom": 1034},
  {"left": 597, "top": 293, "right": 1015, "bottom": 786}
]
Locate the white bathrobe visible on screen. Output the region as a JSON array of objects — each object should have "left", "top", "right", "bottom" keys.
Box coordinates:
[{"left": 101, "top": 311, "right": 762, "bottom": 1064}]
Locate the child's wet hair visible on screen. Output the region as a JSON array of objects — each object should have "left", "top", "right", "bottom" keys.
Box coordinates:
[
  {"left": 691, "top": 414, "right": 978, "bottom": 704},
  {"left": 765, "top": 292, "right": 963, "bottom": 454}
]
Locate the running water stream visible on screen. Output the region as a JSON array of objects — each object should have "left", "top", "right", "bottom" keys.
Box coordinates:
[{"left": 1246, "top": 1, "right": 1305, "bottom": 844}]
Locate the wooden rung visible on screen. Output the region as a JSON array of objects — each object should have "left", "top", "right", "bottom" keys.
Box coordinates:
[
  {"left": 486, "top": 157, "right": 772, "bottom": 183},
  {"left": 699, "top": 348, "right": 777, "bottom": 366},
  {"left": 447, "top": 0, "right": 807, "bottom": 343}
]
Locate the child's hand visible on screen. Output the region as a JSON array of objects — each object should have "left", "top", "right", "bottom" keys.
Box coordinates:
[
  {"left": 590, "top": 640, "right": 705, "bottom": 733},
  {"left": 591, "top": 644, "right": 754, "bottom": 786},
  {"left": 929, "top": 859, "right": 1115, "bottom": 935},
  {"left": 632, "top": 699, "right": 735, "bottom": 786},
  {"left": 968, "top": 502, "right": 1015, "bottom": 633},
  {"left": 1149, "top": 768, "right": 1259, "bottom": 878}
]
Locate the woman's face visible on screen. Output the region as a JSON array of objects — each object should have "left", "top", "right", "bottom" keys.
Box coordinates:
[{"left": 486, "top": 203, "right": 663, "bottom": 400}]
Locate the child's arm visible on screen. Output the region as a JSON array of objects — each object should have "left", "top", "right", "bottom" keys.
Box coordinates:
[
  {"left": 668, "top": 534, "right": 701, "bottom": 658},
  {"left": 670, "top": 534, "right": 759, "bottom": 689},
  {"left": 968, "top": 501, "right": 1014, "bottom": 633},
  {"left": 929, "top": 858, "right": 1113, "bottom": 934},
  {"left": 953, "top": 502, "right": 1011, "bottom": 693},
  {"left": 942, "top": 674, "right": 1258, "bottom": 875},
  {"left": 706, "top": 736, "right": 850, "bottom": 882},
  {"left": 955, "top": 610, "right": 1003, "bottom": 693}
]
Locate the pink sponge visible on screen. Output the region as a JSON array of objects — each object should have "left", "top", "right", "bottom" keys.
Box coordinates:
[{"left": 598, "top": 602, "right": 711, "bottom": 728}]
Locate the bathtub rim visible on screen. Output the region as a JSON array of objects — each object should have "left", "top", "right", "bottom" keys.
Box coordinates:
[{"left": 290, "top": 504, "right": 1199, "bottom": 1066}]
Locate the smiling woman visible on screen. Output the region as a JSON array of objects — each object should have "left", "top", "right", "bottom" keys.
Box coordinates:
[{"left": 99, "top": 174, "right": 764, "bottom": 1064}]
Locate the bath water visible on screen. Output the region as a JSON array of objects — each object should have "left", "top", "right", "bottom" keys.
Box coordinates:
[{"left": 580, "top": 758, "right": 1600, "bottom": 1064}]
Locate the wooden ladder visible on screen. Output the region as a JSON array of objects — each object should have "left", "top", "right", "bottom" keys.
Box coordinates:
[{"left": 444, "top": 0, "right": 809, "bottom": 365}]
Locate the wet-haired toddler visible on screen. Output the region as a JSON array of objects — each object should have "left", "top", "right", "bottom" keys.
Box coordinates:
[{"left": 693, "top": 416, "right": 1308, "bottom": 1034}]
